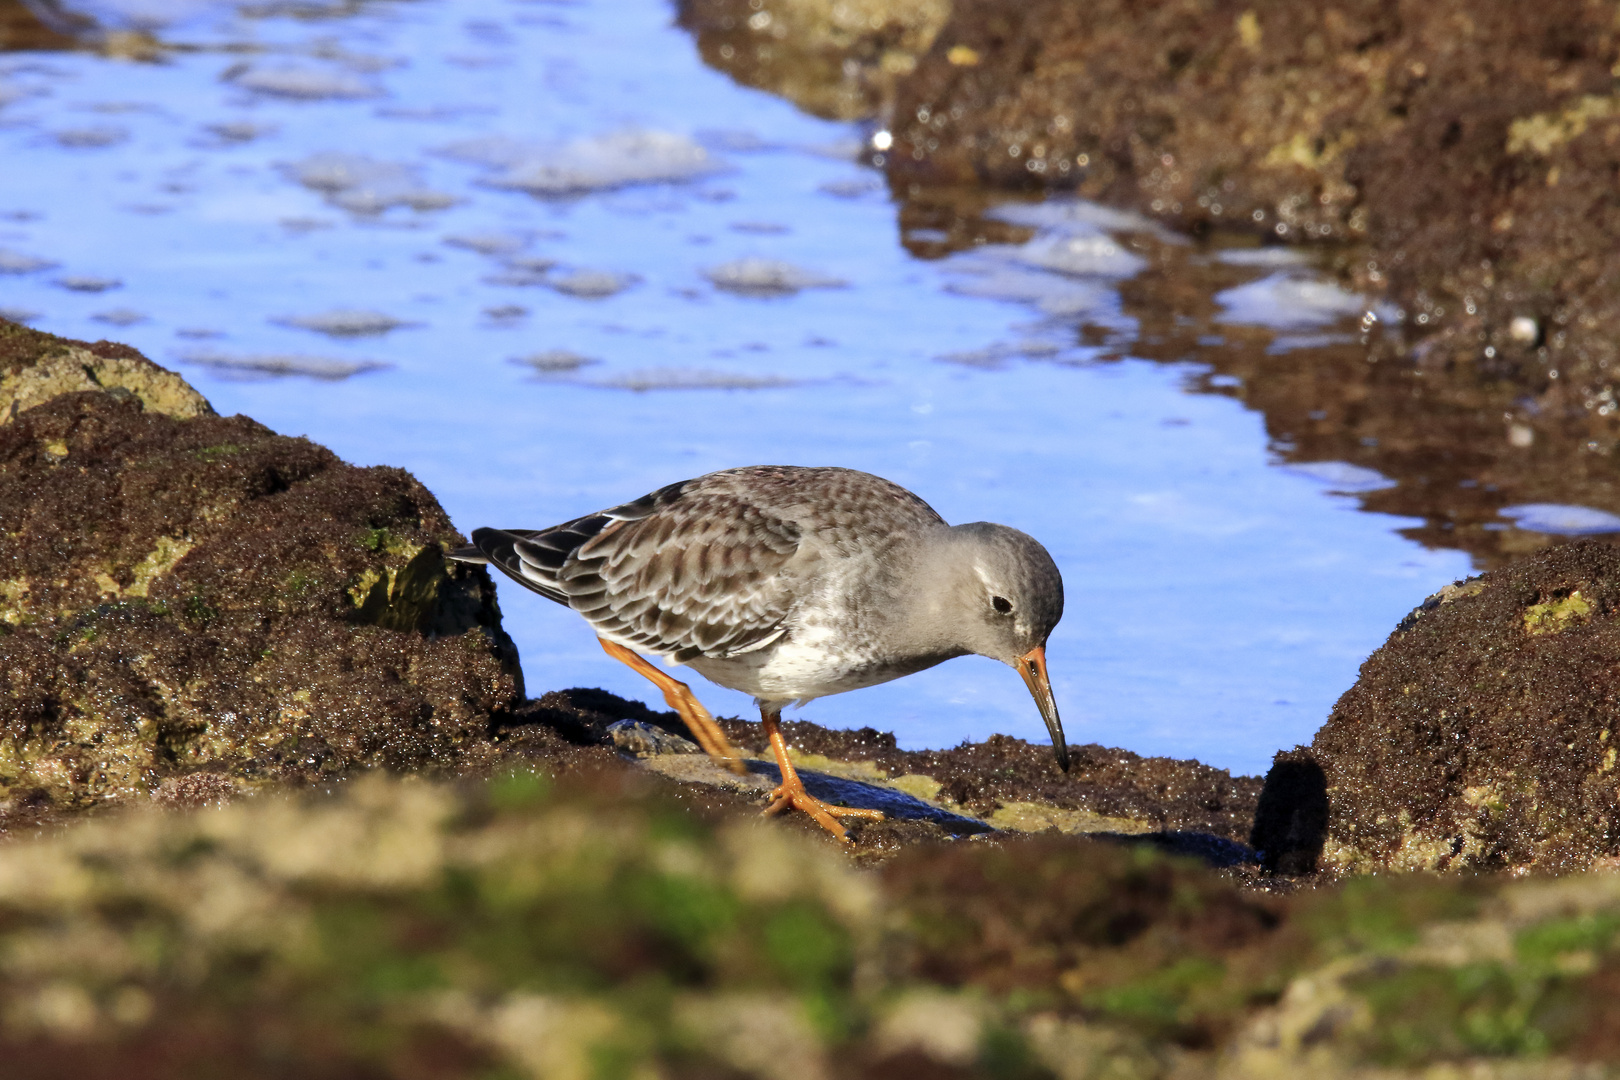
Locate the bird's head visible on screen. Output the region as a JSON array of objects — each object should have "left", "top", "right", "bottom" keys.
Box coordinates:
[{"left": 926, "top": 522, "right": 1069, "bottom": 771}]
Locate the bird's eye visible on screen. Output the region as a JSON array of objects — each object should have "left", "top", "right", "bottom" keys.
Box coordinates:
[{"left": 992, "top": 596, "right": 1013, "bottom": 614}]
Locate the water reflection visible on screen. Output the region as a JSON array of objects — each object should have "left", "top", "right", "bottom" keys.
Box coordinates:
[{"left": 0, "top": 0, "right": 1509, "bottom": 775}]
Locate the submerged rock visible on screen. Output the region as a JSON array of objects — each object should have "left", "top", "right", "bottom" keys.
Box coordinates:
[
  {"left": 0, "top": 319, "right": 521, "bottom": 819},
  {"left": 1260, "top": 540, "right": 1620, "bottom": 874}
]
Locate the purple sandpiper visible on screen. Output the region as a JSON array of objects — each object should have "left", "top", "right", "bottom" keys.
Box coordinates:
[{"left": 450, "top": 465, "right": 1066, "bottom": 840}]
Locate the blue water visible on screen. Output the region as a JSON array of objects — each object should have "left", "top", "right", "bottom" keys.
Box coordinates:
[{"left": 0, "top": 0, "right": 1472, "bottom": 776}]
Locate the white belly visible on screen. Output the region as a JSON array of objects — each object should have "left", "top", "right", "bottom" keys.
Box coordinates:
[{"left": 681, "top": 546, "right": 955, "bottom": 707}]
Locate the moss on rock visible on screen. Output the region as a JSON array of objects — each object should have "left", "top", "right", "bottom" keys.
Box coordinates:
[
  {"left": 1, "top": 319, "right": 212, "bottom": 425},
  {"left": 0, "top": 321, "right": 522, "bottom": 820},
  {"left": 1264, "top": 540, "right": 1620, "bottom": 874}
]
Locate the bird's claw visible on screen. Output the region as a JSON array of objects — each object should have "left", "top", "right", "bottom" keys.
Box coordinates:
[{"left": 763, "top": 782, "right": 884, "bottom": 842}]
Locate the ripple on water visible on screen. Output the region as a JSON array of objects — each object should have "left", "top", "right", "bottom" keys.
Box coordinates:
[
  {"left": 52, "top": 125, "right": 129, "bottom": 148},
  {"left": 588, "top": 367, "right": 798, "bottom": 392},
  {"left": 1015, "top": 233, "right": 1148, "bottom": 279},
  {"left": 510, "top": 349, "right": 599, "bottom": 375},
  {"left": 440, "top": 129, "right": 723, "bottom": 196},
  {"left": 200, "top": 120, "right": 278, "bottom": 144},
  {"left": 1499, "top": 504, "right": 1620, "bottom": 536},
  {"left": 1215, "top": 272, "right": 1369, "bottom": 330},
  {"left": 282, "top": 152, "right": 458, "bottom": 214},
  {"left": 1281, "top": 461, "right": 1397, "bottom": 494},
  {"left": 991, "top": 197, "right": 1168, "bottom": 239},
  {"left": 545, "top": 268, "right": 638, "bottom": 298},
  {"left": 55, "top": 275, "right": 121, "bottom": 292},
  {"left": 0, "top": 249, "right": 56, "bottom": 274},
  {"left": 177, "top": 349, "right": 392, "bottom": 381},
  {"left": 227, "top": 63, "right": 381, "bottom": 100},
  {"left": 442, "top": 231, "right": 530, "bottom": 256},
  {"left": 92, "top": 307, "right": 147, "bottom": 326},
  {"left": 943, "top": 262, "right": 1112, "bottom": 318},
  {"left": 272, "top": 309, "right": 414, "bottom": 336},
  {"left": 703, "top": 257, "right": 846, "bottom": 296}
]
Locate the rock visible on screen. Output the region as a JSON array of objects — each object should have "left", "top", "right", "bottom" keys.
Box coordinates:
[
  {"left": 0, "top": 0, "right": 78, "bottom": 51},
  {"left": 876, "top": 0, "right": 1620, "bottom": 405},
  {"left": 676, "top": 0, "right": 951, "bottom": 120},
  {"left": 0, "top": 319, "right": 522, "bottom": 819},
  {"left": 1261, "top": 539, "right": 1620, "bottom": 874},
  {"left": 715, "top": 713, "right": 1263, "bottom": 842},
  {"left": 1, "top": 320, "right": 212, "bottom": 425},
  {"left": 7, "top": 766, "right": 1620, "bottom": 1073},
  {"left": 606, "top": 719, "right": 701, "bottom": 757}
]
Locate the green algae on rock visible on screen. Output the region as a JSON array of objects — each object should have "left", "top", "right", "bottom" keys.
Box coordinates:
[
  {"left": 1263, "top": 540, "right": 1620, "bottom": 875},
  {"left": 0, "top": 320, "right": 522, "bottom": 819}
]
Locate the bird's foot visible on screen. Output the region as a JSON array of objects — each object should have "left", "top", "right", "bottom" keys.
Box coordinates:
[{"left": 763, "top": 778, "right": 885, "bottom": 842}]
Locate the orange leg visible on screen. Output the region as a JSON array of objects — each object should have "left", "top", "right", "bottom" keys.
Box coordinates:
[
  {"left": 598, "top": 638, "right": 747, "bottom": 775},
  {"left": 760, "top": 709, "right": 884, "bottom": 842}
]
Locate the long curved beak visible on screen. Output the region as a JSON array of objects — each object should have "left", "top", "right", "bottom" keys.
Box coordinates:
[{"left": 1017, "top": 645, "right": 1069, "bottom": 772}]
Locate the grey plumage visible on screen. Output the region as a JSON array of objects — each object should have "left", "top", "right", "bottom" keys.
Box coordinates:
[{"left": 452, "top": 465, "right": 1069, "bottom": 768}]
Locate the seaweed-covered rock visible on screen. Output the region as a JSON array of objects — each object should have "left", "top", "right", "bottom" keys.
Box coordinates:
[
  {"left": 0, "top": 321, "right": 521, "bottom": 817},
  {"left": 875, "top": 0, "right": 1620, "bottom": 415},
  {"left": 1273, "top": 540, "right": 1620, "bottom": 874},
  {"left": 676, "top": 0, "right": 949, "bottom": 120}
]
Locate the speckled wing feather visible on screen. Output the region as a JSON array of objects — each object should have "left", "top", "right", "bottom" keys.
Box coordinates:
[
  {"left": 466, "top": 467, "right": 945, "bottom": 663},
  {"left": 465, "top": 476, "right": 799, "bottom": 662}
]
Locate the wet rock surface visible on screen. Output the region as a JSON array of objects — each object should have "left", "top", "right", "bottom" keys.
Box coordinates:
[
  {"left": 495, "top": 687, "right": 1259, "bottom": 860},
  {"left": 0, "top": 320, "right": 522, "bottom": 825},
  {"left": 1262, "top": 539, "right": 1620, "bottom": 874},
  {"left": 714, "top": 714, "right": 1261, "bottom": 842}
]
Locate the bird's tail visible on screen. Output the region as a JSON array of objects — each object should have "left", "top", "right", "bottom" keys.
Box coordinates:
[{"left": 447, "top": 543, "right": 488, "bottom": 564}]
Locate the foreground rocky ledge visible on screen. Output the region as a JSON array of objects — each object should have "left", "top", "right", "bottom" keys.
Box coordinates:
[{"left": 5, "top": 769, "right": 1620, "bottom": 1078}]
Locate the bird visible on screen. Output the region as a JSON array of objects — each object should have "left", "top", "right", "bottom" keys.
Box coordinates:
[{"left": 449, "top": 465, "right": 1067, "bottom": 841}]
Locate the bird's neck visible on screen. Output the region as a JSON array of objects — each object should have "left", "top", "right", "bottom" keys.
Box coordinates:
[{"left": 883, "top": 528, "right": 980, "bottom": 659}]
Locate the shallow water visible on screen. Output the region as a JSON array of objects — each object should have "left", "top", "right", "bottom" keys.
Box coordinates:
[{"left": 0, "top": 0, "right": 1484, "bottom": 776}]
